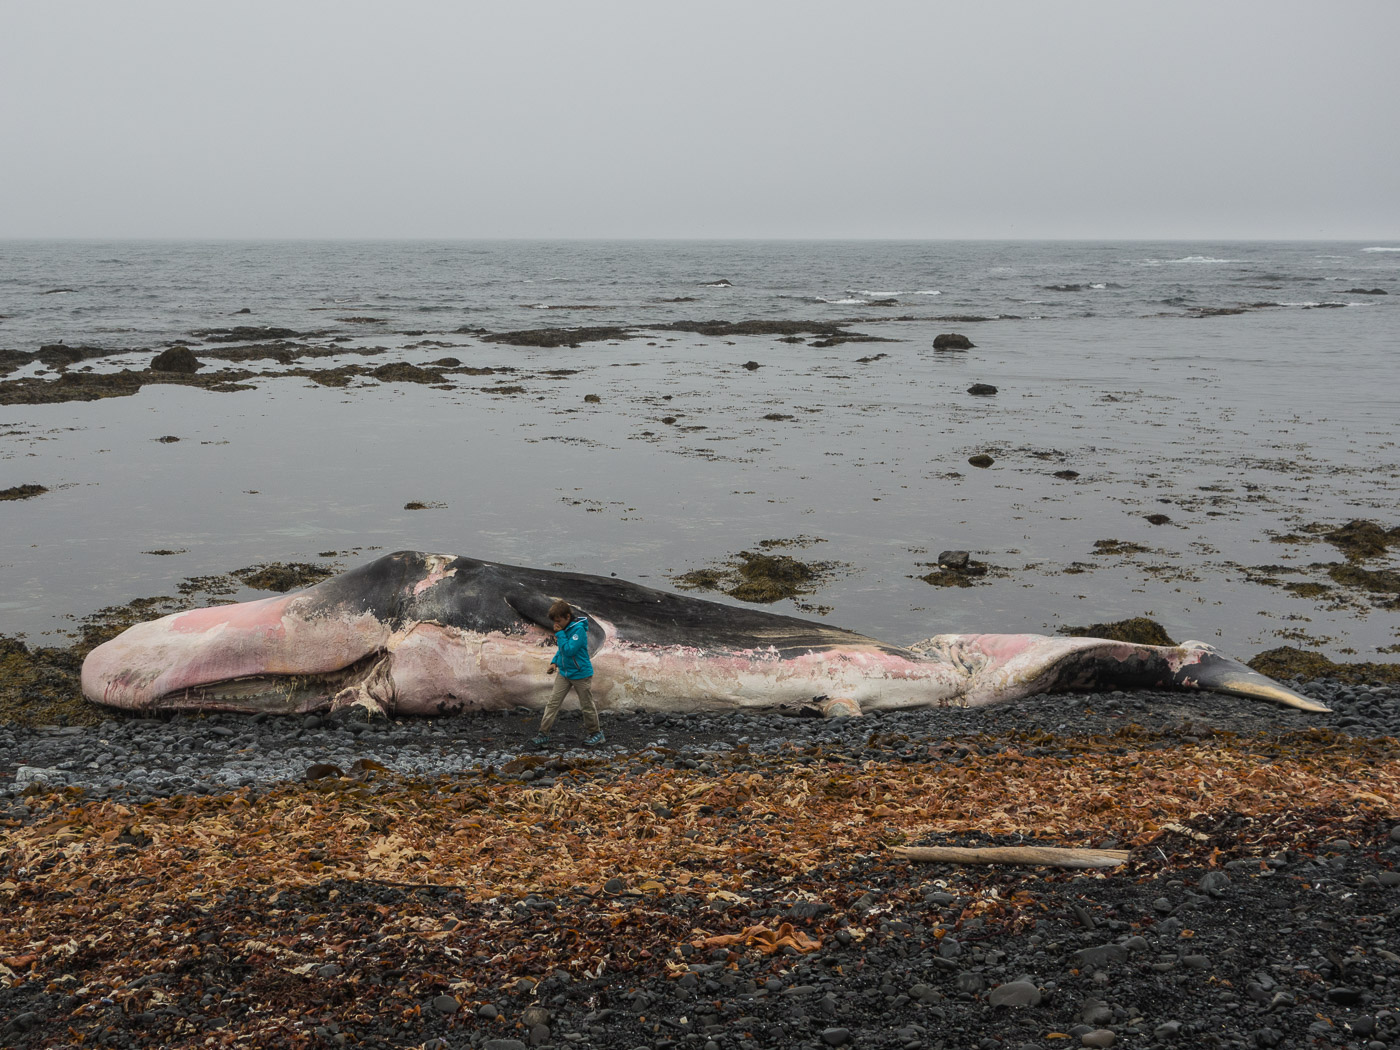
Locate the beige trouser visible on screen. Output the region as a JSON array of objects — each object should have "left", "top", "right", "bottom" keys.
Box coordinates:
[{"left": 540, "top": 674, "right": 599, "bottom": 734}]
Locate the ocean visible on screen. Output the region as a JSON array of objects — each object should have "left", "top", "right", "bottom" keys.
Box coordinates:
[{"left": 1, "top": 239, "right": 1397, "bottom": 660}]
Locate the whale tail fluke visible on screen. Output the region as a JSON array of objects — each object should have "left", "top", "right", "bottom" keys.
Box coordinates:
[{"left": 1174, "top": 643, "right": 1330, "bottom": 713}]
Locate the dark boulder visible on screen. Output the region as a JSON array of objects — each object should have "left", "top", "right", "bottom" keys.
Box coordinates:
[
  {"left": 149, "top": 345, "right": 201, "bottom": 374},
  {"left": 934, "top": 333, "right": 974, "bottom": 350},
  {"left": 967, "top": 383, "right": 998, "bottom": 396}
]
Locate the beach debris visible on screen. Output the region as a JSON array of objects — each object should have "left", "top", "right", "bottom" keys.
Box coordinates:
[{"left": 894, "top": 844, "right": 1130, "bottom": 869}]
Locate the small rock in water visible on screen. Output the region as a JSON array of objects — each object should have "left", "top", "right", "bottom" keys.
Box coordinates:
[
  {"left": 933, "top": 333, "right": 974, "bottom": 350},
  {"left": 150, "top": 345, "right": 201, "bottom": 373},
  {"left": 967, "top": 383, "right": 998, "bottom": 395}
]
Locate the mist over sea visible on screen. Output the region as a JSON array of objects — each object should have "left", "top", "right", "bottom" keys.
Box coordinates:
[
  {"left": 2, "top": 240, "right": 1397, "bottom": 660},
  {"left": 4, "top": 239, "right": 1398, "bottom": 349}
]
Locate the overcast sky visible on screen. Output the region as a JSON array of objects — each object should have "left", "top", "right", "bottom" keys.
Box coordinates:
[{"left": 2, "top": 1, "right": 1397, "bottom": 240}]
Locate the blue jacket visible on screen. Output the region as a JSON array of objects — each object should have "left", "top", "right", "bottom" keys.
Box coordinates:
[{"left": 551, "top": 615, "right": 594, "bottom": 680}]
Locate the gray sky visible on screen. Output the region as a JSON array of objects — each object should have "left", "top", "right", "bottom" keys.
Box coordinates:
[{"left": 3, "top": 1, "right": 1397, "bottom": 239}]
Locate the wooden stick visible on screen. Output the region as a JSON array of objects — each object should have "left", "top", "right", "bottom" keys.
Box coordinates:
[{"left": 892, "top": 845, "right": 1130, "bottom": 869}]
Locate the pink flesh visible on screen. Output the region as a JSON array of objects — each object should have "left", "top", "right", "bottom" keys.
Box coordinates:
[{"left": 80, "top": 594, "right": 392, "bottom": 709}]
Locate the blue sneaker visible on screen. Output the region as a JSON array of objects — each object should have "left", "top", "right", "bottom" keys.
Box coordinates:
[
  {"left": 530, "top": 734, "right": 550, "bottom": 749},
  {"left": 584, "top": 730, "right": 606, "bottom": 747}
]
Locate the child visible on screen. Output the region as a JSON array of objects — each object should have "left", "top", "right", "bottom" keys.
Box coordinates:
[{"left": 532, "top": 599, "right": 605, "bottom": 748}]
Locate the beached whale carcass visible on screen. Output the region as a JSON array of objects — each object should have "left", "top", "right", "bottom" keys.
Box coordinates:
[{"left": 80, "top": 551, "right": 1329, "bottom": 717}]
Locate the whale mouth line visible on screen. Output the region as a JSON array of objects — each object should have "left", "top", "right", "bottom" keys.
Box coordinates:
[{"left": 153, "top": 654, "right": 384, "bottom": 713}]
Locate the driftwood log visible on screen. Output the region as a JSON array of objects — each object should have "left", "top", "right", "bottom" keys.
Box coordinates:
[{"left": 893, "top": 845, "right": 1130, "bottom": 869}]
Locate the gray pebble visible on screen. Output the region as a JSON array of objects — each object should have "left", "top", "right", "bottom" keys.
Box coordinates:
[{"left": 988, "top": 981, "right": 1041, "bottom": 1007}]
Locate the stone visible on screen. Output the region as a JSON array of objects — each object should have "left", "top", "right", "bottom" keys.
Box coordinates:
[
  {"left": 1198, "top": 871, "right": 1231, "bottom": 896},
  {"left": 149, "top": 345, "right": 201, "bottom": 375},
  {"left": 1081, "top": 1031, "right": 1116, "bottom": 1048},
  {"left": 821, "top": 1029, "right": 852, "bottom": 1046},
  {"left": 968, "top": 454, "right": 995, "bottom": 468},
  {"left": 431, "top": 995, "right": 460, "bottom": 1014},
  {"left": 933, "top": 333, "right": 974, "bottom": 350},
  {"left": 150, "top": 345, "right": 201, "bottom": 373},
  {"left": 15, "top": 767, "right": 69, "bottom": 789},
  {"left": 937, "top": 550, "right": 971, "bottom": 570},
  {"left": 483, "top": 1041, "right": 527, "bottom": 1050},
  {"left": 1080, "top": 999, "right": 1113, "bottom": 1024},
  {"left": 967, "top": 383, "right": 998, "bottom": 396},
  {"left": 988, "top": 981, "right": 1041, "bottom": 1007},
  {"left": 1074, "top": 944, "right": 1128, "bottom": 969}
]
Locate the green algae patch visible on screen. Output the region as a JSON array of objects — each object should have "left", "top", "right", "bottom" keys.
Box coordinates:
[
  {"left": 232, "top": 562, "right": 336, "bottom": 592},
  {"left": 0, "top": 634, "right": 100, "bottom": 727},
  {"left": 1248, "top": 647, "right": 1400, "bottom": 687},
  {"left": 1322, "top": 519, "right": 1400, "bottom": 562},
  {"left": 1, "top": 483, "right": 48, "bottom": 500},
  {"left": 1059, "top": 617, "right": 1178, "bottom": 647},
  {"left": 673, "top": 540, "right": 837, "bottom": 605},
  {"left": 0, "top": 592, "right": 209, "bottom": 727}
]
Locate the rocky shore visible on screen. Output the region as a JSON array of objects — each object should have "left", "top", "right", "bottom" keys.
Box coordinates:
[{"left": 3, "top": 682, "right": 1398, "bottom": 1050}]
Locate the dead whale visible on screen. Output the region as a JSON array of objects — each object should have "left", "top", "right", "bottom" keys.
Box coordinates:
[{"left": 80, "top": 550, "right": 1328, "bottom": 717}]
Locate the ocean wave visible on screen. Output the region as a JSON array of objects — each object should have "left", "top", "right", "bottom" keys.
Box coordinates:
[
  {"left": 1361, "top": 247, "right": 1400, "bottom": 253},
  {"left": 850, "top": 289, "right": 900, "bottom": 298},
  {"left": 913, "top": 289, "right": 941, "bottom": 296}
]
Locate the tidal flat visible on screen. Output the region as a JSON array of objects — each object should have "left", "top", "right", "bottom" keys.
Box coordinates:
[{"left": 2, "top": 307, "right": 1397, "bottom": 667}]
